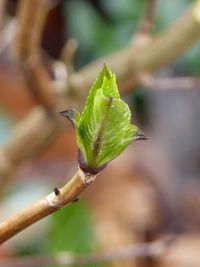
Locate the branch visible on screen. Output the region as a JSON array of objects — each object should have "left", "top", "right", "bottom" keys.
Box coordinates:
[
  {"left": 15, "top": 0, "right": 46, "bottom": 61},
  {"left": 0, "top": 19, "right": 16, "bottom": 56},
  {"left": 0, "top": 107, "right": 57, "bottom": 189},
  {"left": 138, "top": 0, "right": 157, "bottom": 34},
  {"left": 60, "top": 38, "right": 78, "bottom": 73},
  {"left": 0, "top": 168, "right": 96, "bottom": 244},
  {"left": 14, "top": 0, "right": 55, "bottom": 110},
  {"left": 138, "top": 74, "right": 200, "bottom": 90},
  {"left": 0, "top": 239, "right": 171, "bottom": 267},
  {"left": 0, "top": 0, "right": 7, "bottom": 28},
  {"left": 56, "top": 38, "right": 78, "bottom": 93}
]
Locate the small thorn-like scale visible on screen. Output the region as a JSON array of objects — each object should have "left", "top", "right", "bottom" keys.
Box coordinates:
[
  {"left": 53, "top": 187, "right": 60, "bottom": 196},
  {"left": 59, "top": 110, "right": 72, "bottom": 119},
  {"left": 134, "top": 129, "right": 148, "bottom": 141}
]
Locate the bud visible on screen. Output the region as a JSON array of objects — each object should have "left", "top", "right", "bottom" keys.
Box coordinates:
[{"left": 60, "top": 65, "right": 146, "bottom": 174}]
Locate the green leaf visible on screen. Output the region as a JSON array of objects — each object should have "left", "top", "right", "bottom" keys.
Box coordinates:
[
  {"left": 101, "top": 74, "right": 120, "bottom": 99},
  {"left": 45, "top": 202, "right": 97, "bottom": 254},
  {"left": 94, "top": 97, "right": 138, "bottom": 167},
  {"left": 60, "top": 65, "right": 146, "bottom": 174},
  {"left": 60, "top": 109, "right": 80, "bottom": 129},
  {"left": 79, "top": 64, "right": 114, "bottom": 126},
  {"left": 43, "top": 202, "right": 105, "bottom": 267},
  {"left": 79, "top": 89, "right": 138, "bottom": 169},
  {"left": 77, "top": 65, "right": 122, "bottom": 166}
]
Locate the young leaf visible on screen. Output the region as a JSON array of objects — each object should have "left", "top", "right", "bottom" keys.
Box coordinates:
[
  {"left": 60, "top": 65, "right": 146, "bottom": 174},
  {"left": 79, "top": 65, "right": 114, "bottom": 126},
  {"left": 60, "top": 109, "right": 80, "bottom": 129}
]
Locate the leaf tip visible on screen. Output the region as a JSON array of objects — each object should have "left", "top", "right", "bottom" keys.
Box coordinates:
[
  {"left": 59, "top": 109, "right": 80, "bottom": 129},
  {"left": 59, "top": 109, "right": 73, "bottom": 119},
  {"left": 134, "top": 128, "right": 148, "bottom": 141},
  {"left": 103, "top": 62, "right": 107, "bottom": 68}
]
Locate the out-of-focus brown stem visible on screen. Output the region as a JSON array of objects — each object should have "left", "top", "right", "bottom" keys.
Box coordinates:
[
  {"left": 139, "top": 0, "right": 157, "bottom": 34},
  {"left": 0, "top": 169, "right": 96, "bottom": 244},
  {"left": 60, "top": 38, "right": 78, "bottom": 72},
  {"left": 0, "top": 0, "right": 7, "bottom": 28},
  {"left": 14, "top": 0, "right": 55, "bottom": 110},
  {"left": 138, "top": 74, "right": 200, "bottom": 90},
  {"left": 0, "top": 239, "right": 170, "bottom": 267},
  {"left": 15, "top": 0, "right": 46, "bottom": 61},
  {"left": 23, "top": 58, "right": 56, "bottom": 110},
  {"left": 0, "top": 107, "right": 57, "bottom": 186}
]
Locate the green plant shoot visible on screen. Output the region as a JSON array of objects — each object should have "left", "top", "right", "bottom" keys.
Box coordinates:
[{"left": 60, "top": 65, "right": 146, "bottom": 174}]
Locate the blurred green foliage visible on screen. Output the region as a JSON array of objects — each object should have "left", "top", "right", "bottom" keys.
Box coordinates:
[
  {"left": 45, "top": 202, "right": 96, "bottom": 253},
  {"left": 44, "top": 201, "right": 103, "bottom": 267}
]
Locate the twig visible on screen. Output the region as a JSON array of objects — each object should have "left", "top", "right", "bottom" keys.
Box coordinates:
[
  {"left": 52, "top": 60, "right": 68, "bottom": 94},
  {"left": 0, "top": 0, "right": 7, "bottom": 28},
  {"left": 51, "top": 39, "right": 79, "bottom": 95},
  {"left": 139, "top": 0, "right": 157, "bottom": 34},
  {"left": 14, "top": 0, "right": 55, "bottom": 111},
  {"left": 60, "top": 38, "right": 78, "bottom": 73},
  {"left": 0, "top": 107, "right": 57, "bottom": 189},
  {"left": 0, "top": 18, "right": 16, "bottom": 56},
  {"left": 22, "top": 58, "right": 56, "bottom": 111},
  {"left": 0, "top": 239, "right": 171, "bottom": 267},
  {"left": 15, "top": 0, "right": 47, "bottom": 61},
  {"left": 0, "top": 168, "right": 96, "bottom": 244},
  {"left": 0, "top": 0, "right": 7, "bottom": 27},
  {"left": 138, "top": 74, "right": 200, "bottom": 90}
]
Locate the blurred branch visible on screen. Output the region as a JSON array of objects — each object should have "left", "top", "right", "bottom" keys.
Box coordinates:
[
  {"left": 138, "top": 0, "right": 157, "bottom": 34},
  {"left": 0, "top": 107, "right": 57, "bottom": 190},
  {"left": 15, "top": 0, "right": 45, "bottom": 60},
  {"left": 0, "top": 239, "right": 171, "bottom": 267},
  {"left": 0, "top": 168, "right": 96, "bottom": 244},
  {"left": 14, "top": 0, "right": 55, "bottom": 111},
  {"left": 0, "top": 0, "right": 7, "bottom": 28},
  {"left": 60, "top": 38, "right": 78, "bottom": 74},
  {"left": 52, "top": 60, "right": 68, "bottom": 94},
  {"left": 0, "top": 18, "right": 16, "bottom": 55},
  {"left": 55, "top": 38, "right": 79, "bottom": 93},
  {"left": 138, "top": 74, "right": 200, "bottom": 90}
]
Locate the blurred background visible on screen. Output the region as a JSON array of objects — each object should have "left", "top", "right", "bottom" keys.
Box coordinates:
[{"left": 0, "top": 0, "right": 200, "bottom": 266}]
